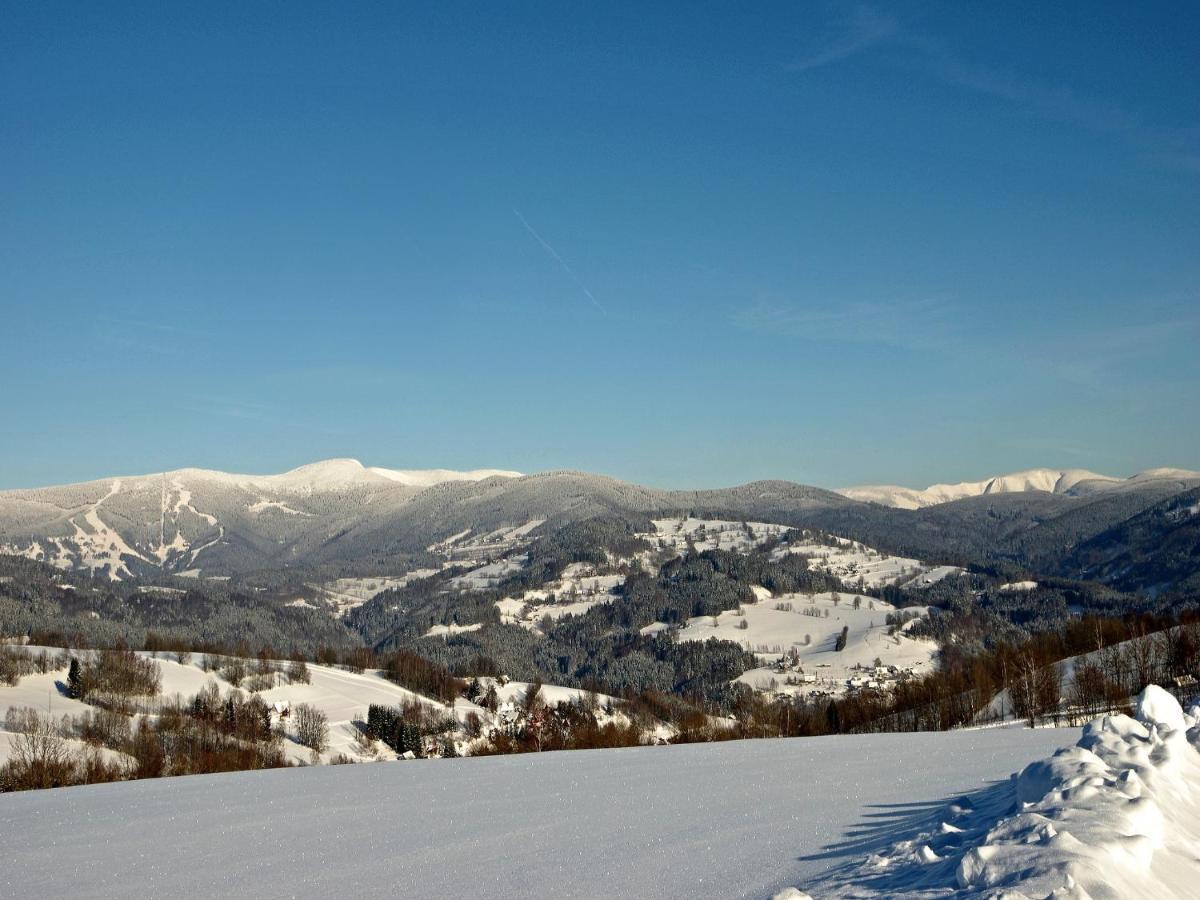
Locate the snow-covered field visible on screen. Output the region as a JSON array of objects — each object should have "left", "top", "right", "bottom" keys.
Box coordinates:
[
  {"left": 431, "top": 519, "right": 545, "bottom": 561},
  {"left": 640, "top": 516, "right": 791, "bottom": 554},
  {"left": 0, "top": 724, "right": 1069, "bottom": 898},
  {"left": 312, "top": 571, "right": 440, "bottom": 615},
  {"left": 998, "top": 580, "right": 1038, "bottom": 592},
  {"left": 422, "top": 621, "right": 484, "bottom": 638},
  {"left": 677, "top": 590, "right": 937, "bottom": 696},
  {"left": 0, "top": 667, "right": 95, "bottom": 723},
  {"left": 495, "top": 562, "right": 625, "bottom": 632},
  {"left": 772, "top": 534, "right": 961, "bottom": 590},
  {"left": 448, "top": 554, "right": 528, "bottom": 590}
]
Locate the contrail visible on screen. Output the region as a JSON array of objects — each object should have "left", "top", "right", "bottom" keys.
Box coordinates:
[{"left": 514, "top": 209, "right": 607, "bottom": 314}]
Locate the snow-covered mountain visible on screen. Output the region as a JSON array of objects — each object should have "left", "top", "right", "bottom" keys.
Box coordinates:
[
  {"left": 0, "top": 460, "right": 521, "bottom": 579},
  {"left": 0, "top": 461, "right": 865, "bottom": 580},
  {"left": 2, "top": 458, "right": 1198, "bottom": 584},
  {"left": 838, "top": 467, "right": 1200, "bottom": 510},
  {"left": 166, "top": 458, "right": 521, "bottom": 493}
]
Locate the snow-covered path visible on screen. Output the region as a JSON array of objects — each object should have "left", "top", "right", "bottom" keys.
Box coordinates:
[{"left": 0, "top": 726, "right": 1070, "bottom": 898}]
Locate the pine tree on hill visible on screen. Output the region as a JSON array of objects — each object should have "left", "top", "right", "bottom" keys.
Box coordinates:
[{"left": 66, "top": 657, "right": 83, "bottom": 699}]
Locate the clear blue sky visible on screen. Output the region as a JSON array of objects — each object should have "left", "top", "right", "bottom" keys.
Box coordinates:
[{"left": 2, "top": 2, "right": 1197, "bottom": 490}]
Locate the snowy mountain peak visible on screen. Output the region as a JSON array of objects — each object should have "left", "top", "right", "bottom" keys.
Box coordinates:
[
  {"left": 7, "top": 459, "right": 523, "bottom": 495},
  {"left": 263, "top": 458, "right": 377, "bottom": 490},
  {"left": 1129, "top": 467, "right": 1200, "bottom": 481},
  {"left": 229, "top": 458, "right": 522, "bottom": 491},
  {"left": 838, "top": 466, "right": 1198, "bottom": 509},
  {"left": 367, "top": 466, "right": 524, "bottom": 488}
]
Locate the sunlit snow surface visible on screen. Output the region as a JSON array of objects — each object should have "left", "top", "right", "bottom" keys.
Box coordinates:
[{"left": 0, "top": 726, "right": 1068, "bottom": 898}]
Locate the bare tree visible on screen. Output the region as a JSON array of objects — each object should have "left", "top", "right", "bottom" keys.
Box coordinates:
[
  {"left": 1, "top": 713, "right": 76, "bottom": 790},
  {"left": 287, "top": 659, "right": 311, "bottom": 685},
  {"left": 294, "top": 704, "right": 329, "bottom": 754}
]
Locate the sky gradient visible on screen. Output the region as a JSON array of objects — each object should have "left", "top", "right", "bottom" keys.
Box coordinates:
[{"left": 2, "top": 2, "right": 1198, "bottom": 490}]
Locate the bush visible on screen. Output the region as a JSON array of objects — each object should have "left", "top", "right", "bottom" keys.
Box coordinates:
[
  {"left": 78, "top": 708, "right": 131, "bottom": 750},
  {"left": 4, "top": 706, "right": 42, "bottom": 735},
  {"left": 294, "top": 704, "right": 328, "bottom": 753},
  {"left": 79, "top": 649, "right": 161, "bottom": 701},
  {"left": 218, "top": 658, "right": 248, "bottom": 687},
  {"left": 287, "top": 659, "right": 310, "bottom": 684},
  {"left": 241, "top": 673, "right": 276, "bottom": 693},
  {"left": 0, "top": 714, "right": 76, "bottom": 792},
  {"left": 0, "top": 646, "right": 36, "bottom": 686}
]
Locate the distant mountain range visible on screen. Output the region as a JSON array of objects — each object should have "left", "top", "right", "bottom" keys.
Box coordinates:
[
  {"left": 838, "top": 467, "right": 1200, "bottom": 509},
  {"left": 1, "top": 460, "right": 1198, "bottom": 592},
  {"left": 0, "top": 460, "right": 523, "bottom": 579}
]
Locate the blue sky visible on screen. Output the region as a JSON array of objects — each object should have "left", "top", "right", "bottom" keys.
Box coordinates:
[{"left": 2, "top": 2, "right": 1197, "bottom": 490}]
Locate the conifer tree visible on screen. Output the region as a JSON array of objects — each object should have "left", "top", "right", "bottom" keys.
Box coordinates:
[{"left": 66, "top": 657, "right": 83, "bottom": 699}]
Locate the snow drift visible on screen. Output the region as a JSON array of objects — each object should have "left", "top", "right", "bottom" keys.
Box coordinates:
[{"left": 791, "top": 685, "right": 1200, "bottom": 898}]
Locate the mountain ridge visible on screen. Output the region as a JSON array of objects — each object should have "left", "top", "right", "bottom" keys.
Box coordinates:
[
  {"left": 1, "top": 459, "right": 1197, "bottom": 586},
  {"left": 838, "top": 466, "right": 1200, "bottom": 510}
]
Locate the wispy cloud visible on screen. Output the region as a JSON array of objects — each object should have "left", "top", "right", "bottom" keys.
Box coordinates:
[
  {"left": 180, "top": 396, "right": 274, "bottom": 421},
  {"left": 913, "top": 40, "right": 1200, "bottom": 170},
  {"left": 735, "top": 293, "right": 1199, "bottom": 379},
  {"left": 733, "top": 296, "right": 959, "bottom": 351},
  {"left": 925, "top": 48, "right": 1139, "bottom": 136},
  {"left": 781, "top": 6, "right": 1198, "bottom": 174},
  {"left": 1018, "top": 305, "right": 1200, "bottom": 385},
  {"left": 94, "top": 317, "right": 216, "bottom": 357},
  {"left": 514, "top": 209, "right": 607, "bottom": 315},
  {"left": 785, "top": 4, "right": 897, "bottom": 74}
]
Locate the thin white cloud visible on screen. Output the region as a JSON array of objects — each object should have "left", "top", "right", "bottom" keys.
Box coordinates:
[
  {"left": 908, "top": 36, "right": 1198, "bottom": 174},
  {"left": 785, "top": 4, "right": 897, "bottom": 74},
  {"left": 1018, "top": 306, "right": 1200, "bottom": 385},
  {"left": 782, "top": 8, "right": 1198, "bottom": 174},
  {"left": 919, "top": 41, "right": 1142, "bottom": 139},
  {"left": 733, "top": 296, "right": 958, "bottom": 351}
]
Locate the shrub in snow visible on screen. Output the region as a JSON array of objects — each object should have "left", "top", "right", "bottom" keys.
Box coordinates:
[{"left": 293, "top": 703, "right": 328, "bottom": 754}]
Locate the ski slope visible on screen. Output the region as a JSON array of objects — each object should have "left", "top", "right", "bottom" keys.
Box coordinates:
[{"left": 0, "top": 725, "right": 1069, "bottom": 898}]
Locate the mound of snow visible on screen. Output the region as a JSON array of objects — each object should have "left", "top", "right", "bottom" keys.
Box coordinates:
[
  {"left": 794, "top": 684, "right": 1200, "bottom": 898},
  {"left": 1135, "top": 683, "right": 1187, "bottom": 731}
]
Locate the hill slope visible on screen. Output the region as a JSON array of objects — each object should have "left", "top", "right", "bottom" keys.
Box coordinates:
[
  {"left": 0, "top": 724, "right": 1069, "bottom": 898},
  {"left": 1059, "top": 486, "right": 1200, "bottom": 596}
]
